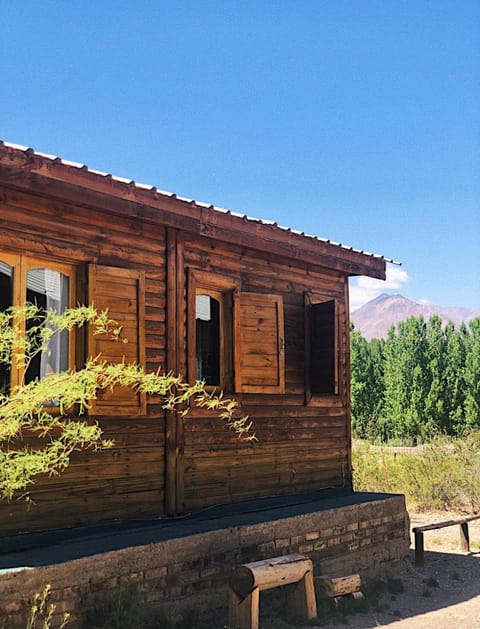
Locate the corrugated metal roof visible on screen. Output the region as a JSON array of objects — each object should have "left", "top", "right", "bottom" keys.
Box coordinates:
[{"left": 0, "top": 140, "right": 400, "bottom": 265}]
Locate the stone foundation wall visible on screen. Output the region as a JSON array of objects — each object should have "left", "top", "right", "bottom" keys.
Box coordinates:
[{"left": 0, "top": 495, "right": 409, "bottom": 627}]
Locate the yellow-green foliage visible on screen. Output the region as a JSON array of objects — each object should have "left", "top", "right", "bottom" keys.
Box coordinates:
[
  {"left": 0, "top": 305, "right": 253, "bottom": 502},
  {"left": 26, "top": 584, "right": 70, "bottom": 629},
  {"left": 353, "top": 432, "right": 480, "bottom": 512}
]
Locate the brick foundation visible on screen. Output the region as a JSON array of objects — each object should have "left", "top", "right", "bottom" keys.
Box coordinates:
[{"left": 0, "top": 494, "right": 409, "bottom": 627}]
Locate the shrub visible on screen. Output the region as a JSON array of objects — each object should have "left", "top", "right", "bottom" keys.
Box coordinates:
[{"left": 353, "top": 434, "right": 480, "bottom": 512}]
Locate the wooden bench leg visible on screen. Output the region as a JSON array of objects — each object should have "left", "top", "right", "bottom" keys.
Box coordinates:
[
  {"left": 228, "top": 587, "right": 260, "bottom": 629},
  {"left": 414, "top": 530, "right": 424, "bottom": 566},
  {"left": 460, "top": 522, "right": 470, "bottom": 554},
  {"left": 285, "top": 570, "right": 317, "bottom": 621}
]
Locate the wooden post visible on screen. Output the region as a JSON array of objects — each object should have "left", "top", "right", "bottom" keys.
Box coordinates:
[
  {"left": 460, "top": 522, "right": 470, "bottom": 553},
  {"left": 165, "top": 229, "right": 178, "bottom": 515},
  {"left": 285, "top": 569, "right": 317, "bottom": 621},
  {"left": 165, "top": 228, "right": 185, "bottom": 515},
  {"left": 413, "top": 515, "right": 480, "bottom": 565},
  {"left": 228, "top": 588, "right": 260, "bottom": 629},
  {"left": 414, "top": 529, "right": 424, "bottom": 566}
]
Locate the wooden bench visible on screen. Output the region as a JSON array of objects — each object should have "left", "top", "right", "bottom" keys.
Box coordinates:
[
  {"left": 413, "top": 514, "right": 480, "bottom": 566},
  {"left": 228, "top": 553, "right": 317, "bottom": 629}
]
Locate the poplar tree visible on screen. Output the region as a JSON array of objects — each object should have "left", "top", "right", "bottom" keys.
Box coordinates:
[
  {"left": 424, "top": 315, "right": 448, "bottom": 433},
  {"left": 350, "top": 326, "right": 385, "bottom": 440},
  {"left": 464, "top": 318, "right": 480, "bottom": 429},
  {"left": 351, "top": 315, "right": 480, "bottom": 443},
  {"left": 384, "top": 317, "right": 429, "bottom": 442},
  {"left": 444, "top": 321, "right": 467, "bottom": 433}
]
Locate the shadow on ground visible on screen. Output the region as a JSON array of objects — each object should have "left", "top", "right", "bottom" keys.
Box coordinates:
[{"left": 266, "top": 548, "right": 480, "bottom": 629}]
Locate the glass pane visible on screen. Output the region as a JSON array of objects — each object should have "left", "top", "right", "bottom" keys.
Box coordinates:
[
  {"left": 25, "top": 268, "right": 69, "bottom": 383},
  {"left": 0, "top": 261, "right": 13, "bottom": 395},
  {"left": 196, "top": 294, "right": 220, "bottom": 385}
]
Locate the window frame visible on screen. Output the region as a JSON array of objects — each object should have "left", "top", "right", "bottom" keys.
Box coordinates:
[
  {"left": 195, "top": 287, "right": 223, "bottom": 387},
  {"left": 304, "top": 292, "right": 339, "bottom": 404},
  {"left": 0, "top": 251, "right": 77, "bottom": 394},
  {"left": 187, "top": 269, "right": 238, "bottom": 391}
]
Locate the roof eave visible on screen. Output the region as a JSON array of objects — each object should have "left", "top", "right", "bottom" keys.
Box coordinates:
[{"left": 0, "top": 141, "right": 390, "bottom": 279}]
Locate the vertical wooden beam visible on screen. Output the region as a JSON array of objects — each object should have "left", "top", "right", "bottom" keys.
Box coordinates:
[
  {"left": 344, "top": 279, "right": 353, "bottom": 489},
  {"left": 165, "top": 408, "right": 177, "bottom": 514},
  {"left": 12, "top": 253, "right": 24, "bottom": 388},
  {"left": 175, "top": 233, "right": 185, "bottom": 513},
  {"left": 75, "top": 262, "right": 88, "bottom": 371},
  {"left": 165, "top": 228, "right": 185, "bottom": 515},
  {"left": 460, "top": 522, "right": 470, "bottom": 553}
]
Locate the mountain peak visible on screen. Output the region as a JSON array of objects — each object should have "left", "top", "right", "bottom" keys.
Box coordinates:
[
  {"left": 352, "top": 294, "right": 480, "bottom": 339},
  {"left": 369, "top": 293, "right": 407, "bottom": 305}
]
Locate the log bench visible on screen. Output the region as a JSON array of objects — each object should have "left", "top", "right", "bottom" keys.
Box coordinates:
[
  {"left": 228, "top": 553, "right": 317, "bottom": 629},
  {"left": 413, "top": 514, "right": 480, "bottom": 566}
]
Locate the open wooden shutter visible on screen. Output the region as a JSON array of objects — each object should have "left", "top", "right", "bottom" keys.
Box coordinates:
[
  {"left": 309, "top": 299, "right": 338, "bottom": 396},
  {"left": 234, "top": 292, "right": 285, "bottom": 394},
  {"left": 88, "top": 264, "right": 146, "bottom": 416}
]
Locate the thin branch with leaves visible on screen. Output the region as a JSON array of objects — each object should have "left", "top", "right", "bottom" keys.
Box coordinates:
[{"left": 0, "top": 305, "right": 254, "bottom": 502}]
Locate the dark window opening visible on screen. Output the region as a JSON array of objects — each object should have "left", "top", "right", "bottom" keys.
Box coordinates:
[
  {"left": 195, "top": 294, "right": 220, "bottom": 386},
  {"left": 310, "top": 300, "right": 336, "bottom": 395},
  {"left": 0, "top": 261, "right": 13, "bottom": 395}
]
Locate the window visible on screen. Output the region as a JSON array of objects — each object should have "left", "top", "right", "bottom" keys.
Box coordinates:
[
  {"left": 188, "top": 271, "right": 235, "bottom": 391},
  {"left": 0, "top": 255, "right": 146, "bottom": 416},
  {"left": 0, "top": 253, "right": 76, "bottom": 394},
  {"left": 196, "top": 291, "right": 221, "bottom": 385},
  {"left": 305, "top": 295, "right": 338, "bottom": 401},
  {"left": 188, "top": 272, "right": 286, "bottom": 395}
]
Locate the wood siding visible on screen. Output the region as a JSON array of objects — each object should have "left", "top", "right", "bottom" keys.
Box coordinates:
[
  {"left": 0, "top": 183, "right": 167, "bottom": 534},
  {"left": 0, "top": 159, "right": 364, "bottom": 535},
  {"left": 182, "top": 234, "right": 351, "bottom": 510}
]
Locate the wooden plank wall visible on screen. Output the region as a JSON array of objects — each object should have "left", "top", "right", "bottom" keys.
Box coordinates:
[
  {"left": 182, "top": 234, "right": 351, "bottom": 509},
  {"left": 0, "top": 184, "right": 167, "bottom": 535},
  {"left": 0, "top": 175, "right": 353, "bottom": 534}
]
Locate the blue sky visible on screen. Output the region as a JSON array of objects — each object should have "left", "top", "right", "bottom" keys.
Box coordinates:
[{"left": 2, "top": 1, "right": 479, "bottom": 310}]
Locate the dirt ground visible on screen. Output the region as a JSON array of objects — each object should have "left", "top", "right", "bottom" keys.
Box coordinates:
[{"left": 262, "top": 511, "right": 480, "bottom": 629}]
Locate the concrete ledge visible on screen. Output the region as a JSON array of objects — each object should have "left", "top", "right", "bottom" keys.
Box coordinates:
[{"left": 0, "top": 491, "right": 410, "bottom": 627}]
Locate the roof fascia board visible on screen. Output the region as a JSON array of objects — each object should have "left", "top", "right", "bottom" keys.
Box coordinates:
[{"left": 0, "top": 147, "right": 386, "bottom": 280}]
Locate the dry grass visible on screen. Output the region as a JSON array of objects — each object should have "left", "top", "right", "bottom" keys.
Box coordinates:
[{"left": 353, "top": 432, "right": 480, "bottom": 513}]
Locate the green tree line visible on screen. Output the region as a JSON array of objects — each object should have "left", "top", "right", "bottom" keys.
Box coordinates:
[{"left": 351, "top": 315, "right": 480, "bottom": 443}]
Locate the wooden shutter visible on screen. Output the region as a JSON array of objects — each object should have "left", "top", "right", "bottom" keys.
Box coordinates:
[
  {"left": 88, "top": 264, "right": 146, "bottom": 416},
  {"left": 234, "top": 292, "right": 285, "bottom": 394}
]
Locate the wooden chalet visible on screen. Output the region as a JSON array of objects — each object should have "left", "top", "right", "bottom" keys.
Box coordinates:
[{"left": 0, "top": 141, "right": 387, "bottom": 536}]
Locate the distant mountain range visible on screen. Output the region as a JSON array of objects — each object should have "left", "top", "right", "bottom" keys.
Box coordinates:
[{"left": 351, "top": 294, "right": 480, "bottom": 340}]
